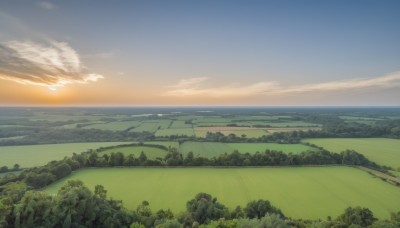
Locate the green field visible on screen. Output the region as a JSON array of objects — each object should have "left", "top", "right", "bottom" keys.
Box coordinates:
[
  {"left": 46, "top": 167, "right": 400, "bottom": 219},
  {"left": 0, "top": 142, "right": 131, "bottom": 168},
  {"left": 169, "top": 120, "right": 192, "bottom": 128},
  {"left": 179, "top": 142, "right": 315, "bottom": 158},
  {"left": 303, "top": 138, "right": 400, "bottom": 169},
  {"left": 155, "top": 128, "right": 195, "bottom": 137},
  {"left": 83, "top": 121, "right": 141, "bottom": 131},
  {"left": 194, "top": 127, "right": 268, "bottom": 138},
  {"left": 99, "top": 146, "right": 167, "bottom": 159},
  {"left": 130, "top": 120, "right": 172, "bottom": 133}
]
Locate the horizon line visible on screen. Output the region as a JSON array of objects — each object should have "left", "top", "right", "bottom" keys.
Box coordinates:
[{"left": 1, "top": 105, "right": 400, "bottom": 108}]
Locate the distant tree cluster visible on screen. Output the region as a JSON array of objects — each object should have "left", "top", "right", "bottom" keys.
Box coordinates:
[{"left": 0, "top": 164, "right": 20, "bottom": 173}]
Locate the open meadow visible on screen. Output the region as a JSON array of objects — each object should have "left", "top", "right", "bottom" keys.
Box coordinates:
[
  {"left": 303, "top": 138, "right": 400, "bottom": 169},
  {"left": 46, "top": 166, "right": 400, "bottom": 220},
  {"left": 0, "top": 142, "right": 132, "bottom": 168}
]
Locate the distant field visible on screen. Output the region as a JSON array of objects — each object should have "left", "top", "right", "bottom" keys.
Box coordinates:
[
  {"left": 155, "top": 128, "right": 195, "bottom": 137},
  {"left": 46, "top": 167, "right": 400, "bottom": 219},
  {"left": 179, "top": 142, "right": 315, "bottom": 158},
  {"left": 338, "top": 116, "right": 386, "bottom": 125},
  {"left": 99, "top": 146, "right": 167, "bottom": 159},
  {"left": 130, "top": 120, "right": 172, "bottom": 133},
  {"left": 194, "top": 127, "right": 268, "bottom": 138},
  {"left": 169, "top": 120, "right": 191, "bottom": 128},
  {"left": 142, "top": 141, "right": 180, "bottom": 149},
  {"left": 0, "top": 142, "right": 131, "bottom": 168},
  {"left": 266, "top": 127, "right": 321, "bottom": 133},
  {"left": 303, "top": 138, "right": 400, "bottom": 168},
  {"left": 83, "top": 121, "right": 141, "bottom": 131},
  {"left": 0, "top": 136, "right": 25, "bottom": 141},
  {"left": 130, "top": 122, "right": 160, "bottom": 133}
]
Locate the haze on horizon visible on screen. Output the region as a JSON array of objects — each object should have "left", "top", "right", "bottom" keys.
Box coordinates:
[{"left": 0, "top": 0, "right": 399, "bottom": 106}]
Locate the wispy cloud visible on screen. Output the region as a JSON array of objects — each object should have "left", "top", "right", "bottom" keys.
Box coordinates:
[
  {"left": 0, "top": 40, "right": 103, "bottom": 90},
  {"left": 37, "top": 1, "right": 55, "bottom": 10},
  {"left": 165, "top": 72, "right": 400, "bottom": 97},
  {"left": 82, "top": 52, "right": 116, "bottom": 59},
  {"left": 169, "top": 77, "right": 209, "bottom": 89}
]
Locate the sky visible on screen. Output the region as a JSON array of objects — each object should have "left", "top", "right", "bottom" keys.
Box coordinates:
[{"left": 0, "top": 0, "right": 399, "bottom": 106}]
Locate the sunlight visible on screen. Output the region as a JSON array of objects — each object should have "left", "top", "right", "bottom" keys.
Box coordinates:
[{"left": 48, "top": 87, "right": 58, "bottom": 92}]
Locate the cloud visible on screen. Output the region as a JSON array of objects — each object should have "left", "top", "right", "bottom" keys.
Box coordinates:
[
  {"left": 82, "top": 52, "right": 116, "bottom": 59},
  {"left": 37, "top": 1, "right": 55, "bottom": 10},
  {"left": 0, "top": 40, "right": 103, "bottom": 90},
  {"left": 165, "top": 72, "right": 400, "bottom": 98},
  {"left": 169, "top": 77, "right": 209, "bottom": 89}
]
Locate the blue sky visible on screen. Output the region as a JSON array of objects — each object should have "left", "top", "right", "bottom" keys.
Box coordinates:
[{"left": 0, "top": 0, "right": 399, "bottom": 105}]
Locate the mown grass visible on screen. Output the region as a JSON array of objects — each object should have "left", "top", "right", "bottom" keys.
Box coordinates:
[
  {"left": 303, "top": 138, "right": 400, "bottom": 169},
  {"left": 45, "top": 167, "right": 400, "bottom": 219},
  {"left": 0, "top": 142, "right": 131, "bottom": 168},
  {"left": 179, "top": 142, "right": 315, "bottom": 158}
]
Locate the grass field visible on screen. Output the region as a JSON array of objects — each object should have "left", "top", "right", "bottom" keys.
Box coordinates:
[
  {"left": 142, "top": 141, "right": 180, "bottom": 149},
  {"left": 130, "top": 122, "right": 160, "bottom": 133},
  {"left": 83, "top": 121, "right": 141, "bottom": 131},
  {"left": 303, "top": 138, "right": 400, "bottom": 169},
  {"left": 99, "top": 146, "right": 167, "bottom": 159},
  {"left": 155, "top": 128, "right": 195, "bottom": 137},
  {"left": 179, "top": 142, "right": 315, "bottom": 158},
  {"left": 266, "top": 127, "right": 321, "bottom": 133},
  {"left": 45, "top": 167, "right": 400, "bottom": 219},
  {"left": 130, "top": 120, "right": 172, "bottom": 133},
  {"left": 194, "top": 127, "right": 268, "bottom": 138},
  {"left": 169, "top": 120, "right": 192, "bottom": 128},
  {"left": 0, "top": 142, "right": 131, "bottom": 168}
]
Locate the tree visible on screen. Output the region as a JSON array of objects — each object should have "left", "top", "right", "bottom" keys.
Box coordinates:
[
  {"left": 94, "top": 185, "right": 107, "bottom": 200},
  {"left": 0, "top": 197, "right": 13, "bottom": 228},
  {"left": 0, "top": 166, "right": 9, "bottom": 173},
  {"left": 186, "top": 193, "right": 228, "bottom": 224},
  {"left": 136, "top": 201, "right": 155, "bottom": 227},
  {"left": 25, "top": 172, "right": 56, "bottom": 189},
  {"left": 184, "top": 151, "right": 194, "bottom": 165},
  {"left": 139, "top": 151, "right": 148, "bottom": 164},
  {"left": 244, "top": 200, "right": 284, "bottom": 219},
  {"left": 51, "top": 180, "right": 133, "bottom": 227},
  {"left": 51, "top": 163, "right": 72, "bottom": 179},
  {"left": 13, "top": 191, "right": 53, "bottom": 228},
  {"left": 238, "top": 213, "right": 289, "bottom": 228},
  {"left": 337, "top": 207, "right": 376, "bottom": 227},
  {"left": 13, "top": 164, "right": 20, "bottom": 171}
]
